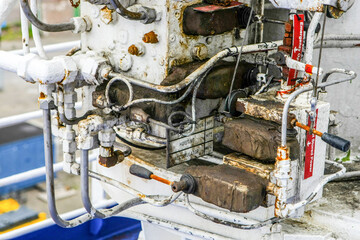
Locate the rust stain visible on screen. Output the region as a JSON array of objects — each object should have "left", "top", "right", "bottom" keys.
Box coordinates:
[
  {"left": 39, "top": 92, "right": 46, "bottom": 100},
  {"left": 223, "top": 153, "right": 274, "bottom": 180},
  {"left": 143, "top": 31, "right": 159, "bottom": 44},
  {"left": 100, "top": 6, "right": 114, "bottom": 24},
  {"left": 128, "top": 45, "right": 141, "bottom": 56},
  {"left": 69, "top": 0, "right": 80, "bottom": 8}
]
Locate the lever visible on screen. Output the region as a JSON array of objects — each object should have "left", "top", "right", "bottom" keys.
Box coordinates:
[
  {"left": 293, "top": 120, "right": 350, "bottom": 152},
  {"left": 129, "top": 164, "right": 173, "bottom": 185}
]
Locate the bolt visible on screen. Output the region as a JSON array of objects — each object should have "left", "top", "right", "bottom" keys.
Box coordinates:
[{"left": 143, "top": 31, "right": 159, "bottom": 44}]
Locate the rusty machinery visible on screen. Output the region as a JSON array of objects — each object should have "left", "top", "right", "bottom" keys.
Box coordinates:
[{"left": 0, "top": 0, "right": 358, "bottom": 239}]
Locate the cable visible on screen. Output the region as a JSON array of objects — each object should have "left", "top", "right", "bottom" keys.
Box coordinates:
[
  {"left": 227, "top": 7, "right": 254, "bottom": 110},
  {"left": 116, "top": 133, "right": 166, "bottom": 150},
  {"left": 184, "top": 194, "right": 281, "bottom": 230},
  {"left": 20, "top": 0, "right": 75, "bottom": 32},
  {"left": 110, "top": 0, "right": 146, "bottom": 21}
]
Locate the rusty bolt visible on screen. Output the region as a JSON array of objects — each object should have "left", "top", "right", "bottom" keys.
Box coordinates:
[
  {"left": 191, "top": 43, "right": 208, "bottom": 61},
  {"left": 100, "top": 6, "right": 114, "bottom": 25},
  {"left": 128, "top": 43, "right": 145, "bottom": 56},
  {"left": 142, "top": 31, "right": 159, "bottom": 44},
  {"left": 98, "top": 150, "right": 125, "bottom": 168}
]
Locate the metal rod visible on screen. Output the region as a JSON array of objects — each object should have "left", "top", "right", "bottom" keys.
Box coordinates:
[
  {"left": 80, "top": 149, "right": 145, "bottom": 218},
  {"left": 313, "top": 6, "right": 328, "bottom": 98},
  {"left": 43, "top": 108, "right": 93, "bottom": 228},
  {"left": 10, "top": 41, "right": 80, "bottom": 55}
]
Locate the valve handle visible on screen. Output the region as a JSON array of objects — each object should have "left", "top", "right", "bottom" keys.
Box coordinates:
[
  {"left": 321, "top": 132, "right": 350, "bottom": 152},
  {"left": 129, "top": 164, "right": 153, "bottom": 180}
]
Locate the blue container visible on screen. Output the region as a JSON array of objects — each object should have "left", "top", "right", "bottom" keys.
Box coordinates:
[
  {"left": 12, "top": 216, "right": 142, "bottom": 240},
  {"left": 0, "top": 123, "right": 54, "bottom": 194}
]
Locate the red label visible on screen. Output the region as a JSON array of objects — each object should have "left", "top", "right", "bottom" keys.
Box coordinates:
[
  {"left": 287, "top": 14, "right": 305, "bottom": 86},
  {"left": 304, "top": 109, "right": 318, "bottom": 179}
]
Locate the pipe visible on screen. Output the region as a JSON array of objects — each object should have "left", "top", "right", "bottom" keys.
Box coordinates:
[
  {"left": 124, "top": 211, "right": 235, "bottom": 240},
  {"left": 20, "top": 0, "right": 75, "bottom": 32},
  {"left": 184, "top": 194, "right": 279, "bottom": 230},
  {"left": 20, "top": 5, "right": 30, "bottom": 55},
  {"left": 0, "top": 51, "right": 67, "bottom": 83},
  {"left": 109, "top": 0, "right": 145, "bottom": 21},
  {"left": 43, "top": 108, "right": 93, "bottom": 228},
  {"left": 88, "top": 170, "right": 182, "bottom": 207},
  {"left": 107, "top": 40, "right": 283, "bottom": 94},
  {"left": 0, "top": 102, "right": 81, "bottom": 129},
  {"left": 113, "top": 141, "right": 132, "bottom": 156},
  {"left": 287, "top": 160, "right": 346, "bottom": 212},
  {"left": 30, "top": 0, "right": 48, "bottom": 59},
  {"left": 304, "top": 12, "right": 322, "bottom": 65},
  {"left": 332, "top": 171, "right": 360, "bottom": 181},
  {"left": 174, "top": 199, "right": 259, "bottom": 225},
  {"left": 80, "top": 150, "right": 145, "bottom": 218},
  {"left": 10, "top": 41, "right": 80, "bottom": 55},
  {"left": 323, "top": 34, "right": 360, "bottom": 41},
  {"left": 0, "top": 153, "right": 97, "bottom": 188},
  {"left": 315, "top": 41, "right": 360, "bottom": 49},
  {"left": 0, "top": 199, "right": 118, "bottom": 239}
]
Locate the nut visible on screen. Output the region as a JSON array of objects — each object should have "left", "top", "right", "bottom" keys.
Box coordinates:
[
  {"left": 100, "top": 6, "right": 114, "bottom": 24},
  {"left": 143, "top": 31, "right": 159, "bottom": 44}
]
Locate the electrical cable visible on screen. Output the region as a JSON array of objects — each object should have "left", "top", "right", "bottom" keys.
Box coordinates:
[
  {"left": 20, "top": 0, "right": 75, "bottom": 32},
  {"left": 227, "top": 7, "right": 254, "bottom": 110},
  {"left": 116, "top": 133, "right": 166, "bottom": 150}
]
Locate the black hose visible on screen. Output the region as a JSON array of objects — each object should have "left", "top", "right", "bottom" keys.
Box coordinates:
[
  {"left": 116, "top": 134, "right": 166, "bottom": 151},
  {"left": 109, "top": 0, "right": 146, "bottom": 21},
  {"left": 20, "top": 0, "right": 75, "bottom": 32}
]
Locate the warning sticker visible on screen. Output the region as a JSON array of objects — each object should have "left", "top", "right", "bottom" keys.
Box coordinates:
[{"left": 304, "top": 109, "right": 318, "bottom": 179}]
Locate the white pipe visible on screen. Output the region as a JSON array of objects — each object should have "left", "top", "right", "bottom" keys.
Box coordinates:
[
  {"left": 304, "top": 12, "right": 322, "bottom": 65},
  {"left": 0, "top": 0, "right": 18, "bottom": 25},
  {"left": 0, "top": 199, "right": 117, "bottom": 240},
  {"left": 0, "top": 51, "right": 68, "bottom": 84},
  {"left": 20, "top": 6, "right": 30, "bottom": 55},
  {"left": 10, "top": 41, "right": 81, "bottom": 55},
  {"left": 0, "top": 110, "right": 42, "bottom": 129},
  {"left": 0, "top": 102, "right": 82, "bottom": 129},
  {"left": 30, "top": 0, "right": 48, "bottom": 59},
  {"left": 285, "top": 56, "right": 323, "bottom": 76},
  {"left": 0, "top": 153, "right": 97, "bottom": 188},
  {"left": 323, "top": 34, "right": 360, "bottom": 41},
  {"left": 123, "top": 211, "right": 233, "bottom": 240}
]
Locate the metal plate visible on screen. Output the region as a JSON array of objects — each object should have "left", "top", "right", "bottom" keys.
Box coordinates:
[{"left": 166, "top": 116, "right": 214, "bottom": 168}]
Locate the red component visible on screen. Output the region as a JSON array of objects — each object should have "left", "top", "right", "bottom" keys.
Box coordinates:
[
  {"left": 305, "top": 64, "right": 314, "bottom": 75},
  {"left": 304, "top": 109, "right": 319, "bottom": 180},
  {"left": 287, "top": 14, "right": 305, "bottom": 86},
  {"left": 194, "top": 1, "right": 242, "bottom": 12}
]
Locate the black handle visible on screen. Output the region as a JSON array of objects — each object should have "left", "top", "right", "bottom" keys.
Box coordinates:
[
  {"left": 129, "top": 164, "right": 153, "bottom": 179},
  {"left": 321, "top": 132, "right": 351, "bottom": 152}
]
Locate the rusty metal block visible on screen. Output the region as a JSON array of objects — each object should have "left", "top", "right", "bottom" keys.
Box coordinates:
[
  {"left": 182, "top": 3, "right": 240, "bottom": 36},
  {"left": 186, "top": 164, "right": 268, "bottom": 213},
  {"left": 236, "top": 97, "right": 296, "bottom": 127},
  {"left": 222, "top": 116, "right": 281, "bottom": 162},
  {"left": 223, "top": 152, "right": 274, "bottom": 180}
]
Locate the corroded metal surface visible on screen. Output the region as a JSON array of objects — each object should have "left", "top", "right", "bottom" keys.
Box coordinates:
[
  {"left": 236, "top": 97, "right": 296, "bottom": 128},
  {"left": 223, "top": 152, "right": 274, "bottom": 180},
  {"left": 222, "top": 116, "right": 281, "bottom": 162},
  {"left": 186, "top": 164, "right": 269, "bottom": 213}
]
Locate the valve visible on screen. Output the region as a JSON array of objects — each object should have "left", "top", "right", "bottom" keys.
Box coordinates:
[{"left": 292, "top": 120, "right": 350, "bottom": 152}]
